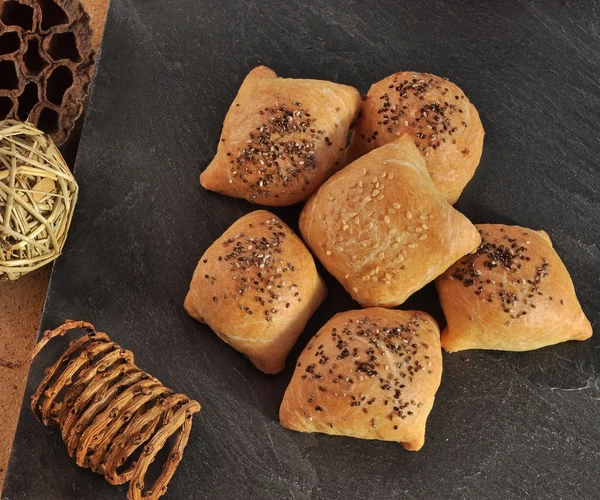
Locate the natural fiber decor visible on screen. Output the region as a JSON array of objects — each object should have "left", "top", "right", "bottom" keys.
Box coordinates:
[
  {"left": 0, "top": 0, "right": 95, "bottom": 145},
  {"left": 32, "top": 320, "right": 201, "bottom": 500},
  {"left": 0, "top": 119, "right": 78, "bottom": 280}
]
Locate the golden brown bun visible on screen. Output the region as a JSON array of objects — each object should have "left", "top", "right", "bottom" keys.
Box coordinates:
[
  {"left": 184, "top": 210, "right": 327, "bottom": 374},
  {"left": 435, "top": 224, "right": 592, "bottom": 352},
  {"left": 347, "top": 71, "right": 485, "bottom": 204},
  {"left": 300, "top": 135, "right": 481, "bottom": 308},
  {"left": 201, "top": 66, "right": 361, "bottom": 206},
  {"left": 279, "top": 308, "right": 442, "bottom": 451}
]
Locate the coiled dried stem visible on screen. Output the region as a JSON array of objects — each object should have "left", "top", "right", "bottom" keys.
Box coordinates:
[{"left": 31, "top": 320, "right": 201, "bottom": 500}]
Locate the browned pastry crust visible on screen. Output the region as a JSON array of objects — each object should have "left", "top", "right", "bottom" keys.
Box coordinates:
[
  {"left": 300, "top": 134, "right": 481, "bottom": 308},
  {"left": 346, "top": 71, "right": 485, "bottom": 204},
  {"left": 184, "top": 210, "right": 327, "bottom": 374},
  {"left": 200, "top": 66, "right": 361, "bottom": 206},
  {"left": 279, "top": 308, "right": 442, "bottom": 451},
  {"left": 435, "top": 224, "right": 592, "bottom": 352}
]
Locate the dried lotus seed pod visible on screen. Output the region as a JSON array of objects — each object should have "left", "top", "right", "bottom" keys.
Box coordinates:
[{"left": 0, "top": 0, "right": 95, "bottom": 145}]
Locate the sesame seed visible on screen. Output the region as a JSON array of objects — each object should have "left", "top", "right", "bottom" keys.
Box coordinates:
[
  {"left": 406, "top": 211, "right": 413, "bottom": 219},
  {"left": 326, "top": 250, "right": 332, "bottom": 256},
  {"left": 393, "top": 203, "right": 401, "bottom": 209},
  {"left": 420, "top": 234, "right": 428, "bottom": 240}
]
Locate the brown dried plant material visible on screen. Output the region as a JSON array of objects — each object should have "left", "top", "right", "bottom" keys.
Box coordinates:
[
  {"left": 0, "top": 120, "right": 78, "bottom": 280},
  {"left": 0, "top": 0, "right": 95, "bottom": 145},
  {"left": 31, "top": 320, "right": 201, "bottom": 500}
]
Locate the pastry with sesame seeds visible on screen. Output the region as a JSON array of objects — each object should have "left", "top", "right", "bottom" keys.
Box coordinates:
[
  {"left": 200, "top": 66, "right": 361, "bottom": 206},
  {"left": 300, "top": 134, "right": 481, "bottom": 308},
  {"left": 436, "top": 224, "right": 592, "bottom": 352},
  {"left": 346, "top": 71, "right": 485, "bottom": 204},
  {"left": 279, "top": 308, "right": 442, "bottom": 451},
  {"left": 184, "top": 210, "right": 327, "bottom": 374}
]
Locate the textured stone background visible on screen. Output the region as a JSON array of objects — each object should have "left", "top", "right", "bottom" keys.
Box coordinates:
[{"left": 3, "top": 1, "right": 598, "bottom": 499}]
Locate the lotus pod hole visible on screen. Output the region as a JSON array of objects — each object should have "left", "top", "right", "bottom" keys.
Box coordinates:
[
  {"left": 0, "top": 60, "right": 19, "bottom": 90},
  {"left": 37, "top": 106, "right": 58, "bottom": 133},
  {"left": 0, "top": 97, "right": 14, "bottom": 118},
  {"left": 23, "top": 38, "right": 48, "bottom": 74},
  {"left": 0, "top": 31, "right": 21, "bottom": 55},
  {"left": 17, "top": 81, "right": 39, "bottom": 120},
  {"left": 46, "top": 65, "right": 71, "bottom": 105},
  {"left": 46, "top": 31, "right": 80, "bottom": 62},
  {"left": 0, "top": 1, "right": 34, "bottom": 30},
  {"left": 37, "top": 0, "right": 67, "bottom": 31}
]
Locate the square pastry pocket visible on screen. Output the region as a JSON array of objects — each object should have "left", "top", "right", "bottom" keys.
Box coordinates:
[
  {"left": 279, "top": 308, "right": 443, "bottom": 451},
  {"left": 185, "top": 210, "right": 327, "bottom": 374},
  {"left": 435, "top": 224, "right": 592, "bottom": 352},
  {"left": 201, "top": 66, "right": 361, "bottom": 206},
  {"left": 300, "top": 135, "right": 481, "bottom": 308}
]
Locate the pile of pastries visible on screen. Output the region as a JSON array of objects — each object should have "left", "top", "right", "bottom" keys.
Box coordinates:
[{"left": 186, "top": 66, "right": 592, "bottom": 451}]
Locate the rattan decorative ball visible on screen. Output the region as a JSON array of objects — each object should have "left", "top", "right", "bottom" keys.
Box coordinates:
[{"left": 0, "top": 119, "right": 78, "bottom": 280}]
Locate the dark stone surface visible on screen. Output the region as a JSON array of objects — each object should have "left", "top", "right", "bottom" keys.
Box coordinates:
[{"left": 3, "top": 0, "right": 600, "bottom": 498}]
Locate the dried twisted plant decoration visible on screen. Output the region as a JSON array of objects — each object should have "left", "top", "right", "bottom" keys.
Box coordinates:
[
  {"left": 31, "top": 320, "right": 201, "bottom": 500},
  {"left": 0, "top": 0, "right": 95, "bottom": 145},
  {"left": 0, "top": 119, "right": 78, "bottom": 280}
]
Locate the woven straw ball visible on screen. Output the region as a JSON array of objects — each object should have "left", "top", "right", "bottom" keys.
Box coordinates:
[{"left": 0, "top": 119, "right": 78, "bottom": 280}]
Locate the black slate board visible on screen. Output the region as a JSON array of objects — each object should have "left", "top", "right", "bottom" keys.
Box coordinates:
[{"left": 3, "top": 1, "right": 600, "bottom": 498}]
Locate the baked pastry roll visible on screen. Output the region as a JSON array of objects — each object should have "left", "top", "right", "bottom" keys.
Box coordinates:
[
  {"left": 279, "top": 308, "right": 442, "bottom": 451},
  {"left": 184, "top": 210, "right": 327, "bottom": 374},
  {"left": 200, "top": 66, "right": 361, "bottom": 206},
  {"left": 347, "top": 71, "right": 484, "bottom": 204},
  {"left": 300, "top": 135, "right": 481, "bottom": 308},
  {"left": 436, "top": 224, "right": 592, "bottom": 352}
]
